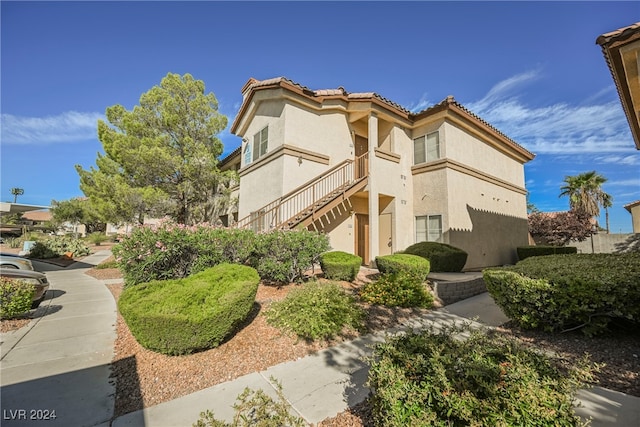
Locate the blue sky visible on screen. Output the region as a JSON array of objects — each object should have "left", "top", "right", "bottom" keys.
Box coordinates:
[{"left": 1, "top": 1, "right": 639, "bottom": 232}]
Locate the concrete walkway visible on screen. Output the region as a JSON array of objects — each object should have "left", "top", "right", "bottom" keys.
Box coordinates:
[{"left": 1, "top": 251, "right": 117, "bottom": 427}]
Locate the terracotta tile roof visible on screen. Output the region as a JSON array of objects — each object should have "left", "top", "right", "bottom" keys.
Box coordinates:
[
  {"left": 219, "top": 146, "right": 241, "bottom": 166},
  {"left": 596, "top": 22, "right": 640, "bottom": 150},
  {"left": 596, "top": 22, "right": 640, "bottom": 46},
  {"left": 232, "top": 76, "right": 534, "bottom": 160},
  {"left": 22, "top": 210, "right": 52, "bottom": 222}
]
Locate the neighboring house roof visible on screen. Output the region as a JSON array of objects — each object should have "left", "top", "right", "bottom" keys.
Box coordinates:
[
  {"left": 596, "top": 22, "right": 640, "bottom": 149},
  {"left": 219, "top": 146, "right": 241, "bottom": 166},
  {"left": 624, "top": 200, "right": 640, "bottom": 213},
  {"left": 22, "top": 210, "right": 52, "bottom": 222},
  {"left": 231, "top": 76, "right": 535, "bottom": 162}
]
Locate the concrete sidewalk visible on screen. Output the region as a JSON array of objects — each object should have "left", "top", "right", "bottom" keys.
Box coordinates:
[
  {"left": 1, "top": 251, "right": 117, "bottom": 427},
  {"left": 112, "top": 292, "right": 640, "bottom": 427}
]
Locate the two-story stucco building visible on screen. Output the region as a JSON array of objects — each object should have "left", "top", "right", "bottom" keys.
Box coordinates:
[{"left": 220, "top": 77, "right": 535, "bottom": 270}]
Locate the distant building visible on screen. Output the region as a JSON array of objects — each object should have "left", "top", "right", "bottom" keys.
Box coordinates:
[
  {"left": 596, "top": 22, "right": 640, "bottom": 149},
  {"left": 624, "top": 200, "right": 640, "bottom": 233}
]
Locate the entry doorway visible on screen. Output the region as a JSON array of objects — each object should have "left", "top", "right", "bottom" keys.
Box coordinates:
[
  {"left": 379, "top": 212, "right": 392, "bottom": 256},
  {"left": 355, "top": 213, "right": 369, "bottom": 265}
]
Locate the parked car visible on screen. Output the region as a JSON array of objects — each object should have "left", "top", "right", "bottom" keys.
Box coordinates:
[
  {"left": 0, "top": 268, "right": 49, "bottom": 308},
  {"left": 0, "top": 254, "right": 34, "bottom": 270}
]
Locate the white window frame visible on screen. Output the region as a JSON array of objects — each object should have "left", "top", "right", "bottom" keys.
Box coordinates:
[
  {"left": 413, "top": 131, "right": 440, "bottom": 165},
  {"left": 253, "top": 126, "right": 268, "bottom": 162},
  {"left": 415, "top": 214, "right": 443, "bottom": 243}
]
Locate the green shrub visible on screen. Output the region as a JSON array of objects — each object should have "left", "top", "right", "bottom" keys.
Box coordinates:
[
  {"left": 4, "top": 237, "right": 22, "bottom": 249},
  {"left": 265, "top": 282, "right": 364, "bottom": 341},
  {"left": 87, "top": 232, "right": 109, "bottom": 246},
  {"left": 250, "top": 230, "right": 330, "bottom": 284},
  {"left": 113, "top": 222, "right": 257, "bottom": 287},
  {"left": 517, "top": 245, "right": 577, "bottom": 261},
  {"left": 402, "top": 242, "right": 468, "bottom": 272},
  {"left": 27, "top": 236, "right": 91, "bottom": 259},
  {"left": 319, "top": 251, "right": 362, "bottom": 281},
  {"left": 367, "top": 323, "right": 594, "bottom": 427},
  {"left": 194, "top": 377, "right": 305, "bottom": 427},
  {"left": 95, "top": 259, "right": 119, "bottom": 270},
  {"left": 375, "top": 254, "right": 430, "bottom": 281},
  {"left": 0, "top": 277, "right": 35, "bottom": 319},
  {"left": 118, "top": 264, "right": 260, "bottom": 355},
  {"left": 484, "top": 253, "right": 640, "bottom": 335},
  {"left": 360, "top": 272, "right": 433, "bottom": 308}
]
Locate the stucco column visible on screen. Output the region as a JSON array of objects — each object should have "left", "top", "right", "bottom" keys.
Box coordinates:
[{"left": 368, "top": 113, "right": 379, "bottom": 266}]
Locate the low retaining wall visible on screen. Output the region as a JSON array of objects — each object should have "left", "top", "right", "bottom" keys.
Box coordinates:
[{"left": 431, "top": 276, "right": 487, "bottom": 305}]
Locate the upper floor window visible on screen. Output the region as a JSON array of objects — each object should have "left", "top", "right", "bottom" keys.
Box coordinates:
[
  {"left": 243, "top": 143, "right": 252, "bottom": 165},
  {"left": 413, "top": 131, "right": 440, "bottom": 165},
  {"left": 253, "top": 126, "right": 268, "bottom": 162},
  {"left": 416, "top": 214, "right": 443, "bottom": 243}
]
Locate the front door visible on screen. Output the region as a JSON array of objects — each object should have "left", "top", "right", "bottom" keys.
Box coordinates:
[{"left": 355, "top": 213, "right": 369, "bottom": 265}]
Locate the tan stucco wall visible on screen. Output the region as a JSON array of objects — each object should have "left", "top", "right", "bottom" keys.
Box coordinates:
[
  {"left": 283, "top": 104, "right": 352, "bottom": 165},
  {"left": 324, "top": 209, "right": 355, "bottom": 254},
  {"left": 442, "top": 122, "right": 525, "bottom": 186},
  {"left": 630, "top": 204, "right": 640, "bottom": 233},
  {"left": 238, "top": 155, "right": 285, "bottom": 218}
]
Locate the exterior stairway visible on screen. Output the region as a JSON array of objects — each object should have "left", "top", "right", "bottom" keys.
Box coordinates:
[{"left": 235, "top": 153, "right": 369, "bottom": 232}]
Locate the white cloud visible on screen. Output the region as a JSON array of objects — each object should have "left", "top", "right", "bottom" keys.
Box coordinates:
[
  {"left": 408, "top": 93, "right": 432, "bottom": 113},
  {"left": 465, "top": 71, "right": 635, "bottom": 155},
  {"left": 595, "top": 154, "right": 640, "bottom": 166},
  {"left": 1, "top": 111, "right": 104, "bottom": 145},
  {"left": 607, "top": 178, "right": 640, "bottom": 187}
]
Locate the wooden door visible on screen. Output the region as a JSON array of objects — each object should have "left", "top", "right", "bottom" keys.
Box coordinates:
[{"left": 355, "top": 213, "right": 369, "bottom": 265}]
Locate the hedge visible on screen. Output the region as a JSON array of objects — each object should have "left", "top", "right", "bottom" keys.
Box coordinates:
[
  {"left": 319, "top": 251, "right": 362, "bottom": 281},
  {"left": 118, "top": 264, "right": 260, "bottom": 355},
  {"left": 0, "top": 278, "right": 35, "bottom": 319},
  {"left": 484, "top": 253, "right": 640, "bottom": 335},
  {"left": 249, "top": 230, "right": 330, "bottom": 284},
  {"left": 114, "top": 222, "right": 329, "bottom": 287},
  {"left": 402, "top": 242, "right": 468, "bottom": 272},
  {"left": 516, "top": 245, "right": 577, "bottom": 261},
  {"left": 375, "top": 254, "right": 430, "bottom": 281}
]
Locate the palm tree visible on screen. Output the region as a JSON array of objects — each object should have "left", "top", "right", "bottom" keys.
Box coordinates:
[
  {"left": 10, "top": 187, "right": 24, "bottom": 203},
  {"left": 559, "top": 171, "right": 612, "bottom": 224},
  {"left": 601, "top": 192, "right": 613, "bottom": 234}
]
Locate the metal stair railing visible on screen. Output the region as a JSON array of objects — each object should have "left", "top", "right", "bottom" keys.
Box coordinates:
[{"left": 236, "top": 152, "right": 369, "bottom": 231}]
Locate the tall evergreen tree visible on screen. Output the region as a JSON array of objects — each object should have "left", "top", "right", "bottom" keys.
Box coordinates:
[{"left": 76, "top": 73, "right": 235, "bottom": 225}]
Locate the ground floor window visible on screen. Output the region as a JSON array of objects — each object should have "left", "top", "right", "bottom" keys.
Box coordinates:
[{"left": 416, "top": 214, "right": 442, "bottom": 242}]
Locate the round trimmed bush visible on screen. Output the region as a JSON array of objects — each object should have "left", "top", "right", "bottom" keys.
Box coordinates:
[
  {"left": 375, "top": 254, "right": 430, "bottom": 281},
  {"left": 320, "top": 251, "right": 362, "bottom": 281},
  {"left": 360, "top": 272, "right": 434, "bottom": 308},
  {"left": 402, "top": 242, "right": 468, "bottom": 272},
  {"left": 118, "top": 263, "right": 260, "bottom": 355}
]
